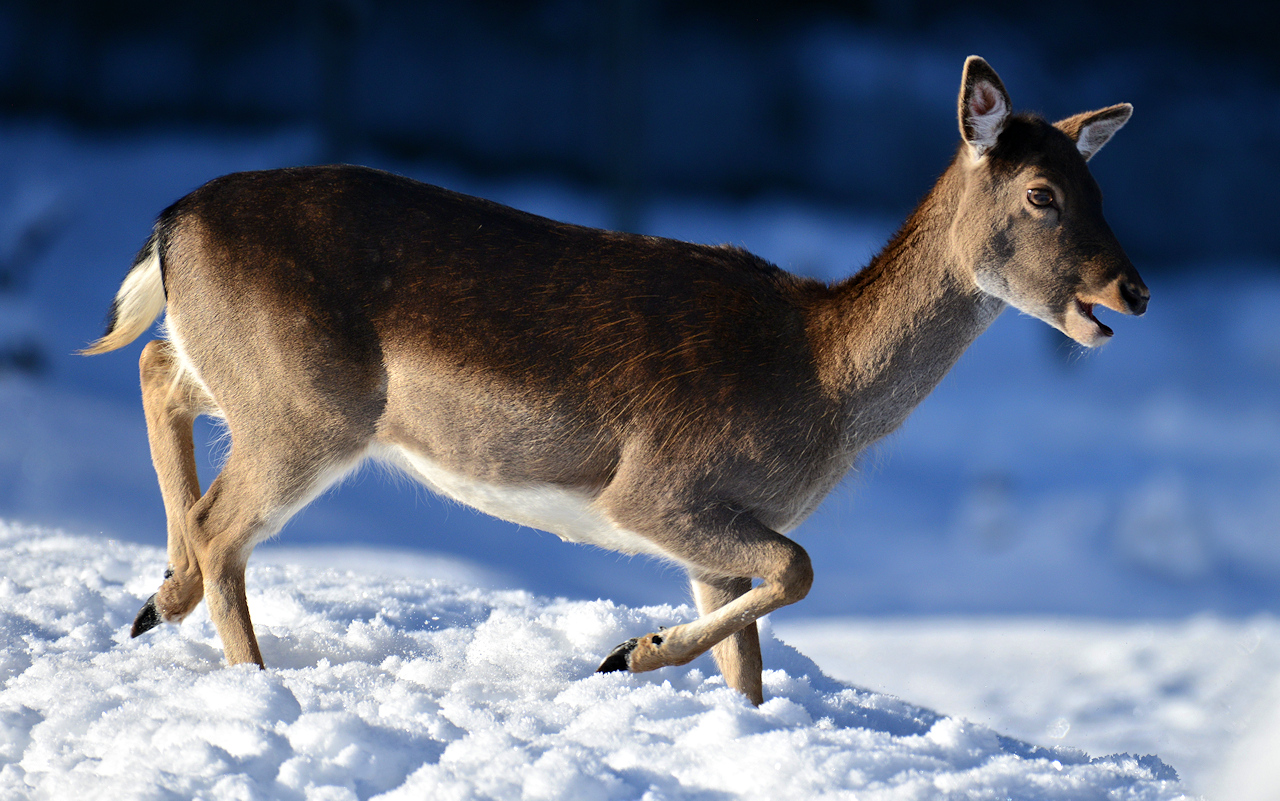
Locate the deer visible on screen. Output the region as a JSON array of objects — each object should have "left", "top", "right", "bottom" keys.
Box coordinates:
[{"left": 83, "top": 57, "right": 1146, "bottom": 705}]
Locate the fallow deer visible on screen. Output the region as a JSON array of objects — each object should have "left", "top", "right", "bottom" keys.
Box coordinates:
[{"left": 84, "top": 57, "right": 1146, "bottom": 705}]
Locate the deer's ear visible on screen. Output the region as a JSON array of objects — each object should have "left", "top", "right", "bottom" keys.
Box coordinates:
[
  {"left": 958, "top": 56, "right": 1012, "bottom": 159},
  {"left": 1055, "top": 104, "right": 1133, "bottom": 161}
]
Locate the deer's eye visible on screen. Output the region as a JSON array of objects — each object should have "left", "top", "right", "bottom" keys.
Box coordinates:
[{"left": 1027, "top": 187, "right": 1056, "bottom": 208}]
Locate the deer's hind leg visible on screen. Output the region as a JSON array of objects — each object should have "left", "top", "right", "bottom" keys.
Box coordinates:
[
  {"left": 131, "top": 340, "right": 212, "bottom": 637},
  {"left": 153, "top": 413, "right": 369, "bottom": 666},
  {"left": 131, "top": 339, "right": 371, "bottom": 667}
]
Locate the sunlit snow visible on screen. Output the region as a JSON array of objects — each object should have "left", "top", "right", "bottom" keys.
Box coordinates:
[{"left": 0, "top": 523, "right": 1184, "bottom": 799}]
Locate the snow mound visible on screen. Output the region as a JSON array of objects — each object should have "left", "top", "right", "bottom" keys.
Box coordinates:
[{"left": 0, "top": 522, "right": 1184, "bottom": 799}]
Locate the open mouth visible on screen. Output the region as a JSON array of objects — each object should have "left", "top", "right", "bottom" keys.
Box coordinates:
[
  {"left": 1076, "top": 299, "right": 1114, "bottom": 338},
  {"left": 1061, "top": 297, "right": 1115, "bottom": 346}
]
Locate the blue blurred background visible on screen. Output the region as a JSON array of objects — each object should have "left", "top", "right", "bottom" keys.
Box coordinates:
[
  {"left": 3, "top": 0, "right": 1278, "bottom": 263},
  {"left": 2, "top": 1, "right": 1278, "bottom": 620}
]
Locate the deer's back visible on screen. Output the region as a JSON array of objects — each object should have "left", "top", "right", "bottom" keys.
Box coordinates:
[{"left": 159, "top": 166, "right": 846, "bottom": 520}]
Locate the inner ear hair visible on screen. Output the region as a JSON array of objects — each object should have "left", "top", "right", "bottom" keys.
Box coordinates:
[
  {"left": 959, "top": 56, "right": 1012, "bottom": 158},
  {"left": 1055, "top": 103, "right": 1133, "bottom": 161}
]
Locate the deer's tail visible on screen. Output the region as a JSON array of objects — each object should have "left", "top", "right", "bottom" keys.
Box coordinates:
[{"left": 80, "top": 230, "right": 166, "bottom": 356}]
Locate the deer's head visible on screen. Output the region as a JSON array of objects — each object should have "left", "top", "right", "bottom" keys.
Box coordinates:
[{"left": 952, "top": 56, "right": 1148, "bottom": 347}]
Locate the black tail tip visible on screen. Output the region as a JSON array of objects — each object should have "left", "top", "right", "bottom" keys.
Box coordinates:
[{"left": 130, "top": 594, "right": 162, "bottom": 638}]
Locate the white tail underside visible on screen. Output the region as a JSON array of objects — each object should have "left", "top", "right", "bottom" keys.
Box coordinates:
[{"left": 82, "top": 241, "right": 165, "bottom": 355}]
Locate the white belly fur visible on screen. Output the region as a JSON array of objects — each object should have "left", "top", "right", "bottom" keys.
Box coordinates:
[{"left": 376, "top": 444, "right": 680, "bottom": 564}]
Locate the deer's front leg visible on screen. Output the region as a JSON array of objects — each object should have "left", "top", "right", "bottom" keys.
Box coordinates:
[
  {"left": 596, "top": 501, "right": 812, "bottom": 706},
  {"left": 693, "top": 575, "right": 763, "bottom": 704}
]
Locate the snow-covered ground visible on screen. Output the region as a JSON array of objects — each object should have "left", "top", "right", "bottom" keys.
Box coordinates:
[
  {"left": 1, "top": 121, "right": 1278, "bottom": 797},
  {"left": 0, "top": 523, "right": 1188, "bottom": 799},
  {"left": 776, "top": 617, "right": 1280, "bottom": 798}
]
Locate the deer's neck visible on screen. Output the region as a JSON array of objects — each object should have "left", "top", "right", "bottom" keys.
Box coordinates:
[{"left": 811, "top": 168, "right": 1005, "bottom": 448}]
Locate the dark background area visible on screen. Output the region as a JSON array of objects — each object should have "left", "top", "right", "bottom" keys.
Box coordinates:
[{"left": 1, "top": 0, "right": 1277, "bottom": 267}]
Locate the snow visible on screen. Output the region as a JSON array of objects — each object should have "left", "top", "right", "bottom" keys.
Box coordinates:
[
  {"left": 0, "top": 522, "right": 1185, "bottom": 799},
  {"left": 1, "top": 119, "right": 1278, "bottom": 797},
  {"left": 775, "top": 616, "right": 1280, "bottom": 798}
]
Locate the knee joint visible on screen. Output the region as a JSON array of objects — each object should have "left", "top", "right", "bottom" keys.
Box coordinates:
[{"left": 778, "top": 547, "right": 813, "bottom": 604}]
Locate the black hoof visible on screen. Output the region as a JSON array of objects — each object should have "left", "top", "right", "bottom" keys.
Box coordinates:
[
  {"left": 596, "top": 637, "right": 639, "bottom": 673},
  {"left": 130, "top": 594, "right": 162, "bottom": 638}
]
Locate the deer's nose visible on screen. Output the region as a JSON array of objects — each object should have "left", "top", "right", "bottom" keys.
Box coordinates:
[{"left": 1119, "top": 277, "right": 1149, "bottom": 316}]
